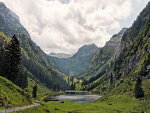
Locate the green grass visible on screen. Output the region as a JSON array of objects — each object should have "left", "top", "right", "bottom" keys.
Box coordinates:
[
  {"left": 27, "top": 77, "right": 52, "bottom": 100},
  {"left": 0, "top": 76, "right": 31, "bottom": 110},
  {"left": 13, "top": 94, "right": 140, "bottom": 113}
]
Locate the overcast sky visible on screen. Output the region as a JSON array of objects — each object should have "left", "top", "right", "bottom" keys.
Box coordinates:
[{"left": 1, "top": 0, "right": 150, "bottom": 54}]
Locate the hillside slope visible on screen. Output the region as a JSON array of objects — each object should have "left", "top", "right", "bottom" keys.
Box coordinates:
[
  {"left": 0, "top": 76, "right": 30, "bottom": 109},
  {"left": 0, "top": 2, "right": 69, "bottom": 90}
]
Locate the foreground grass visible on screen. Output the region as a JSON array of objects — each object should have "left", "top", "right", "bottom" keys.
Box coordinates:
[
  {"left": 0, "top": 76, "right": 30, "bottom": 110},
  {"left": 13, "top": 95, "right": 140, "bottom": 113}
]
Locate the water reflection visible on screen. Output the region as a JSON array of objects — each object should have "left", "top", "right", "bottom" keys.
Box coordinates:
[{"left": 57, "top": 95, "right": 100, "bottom": 103}]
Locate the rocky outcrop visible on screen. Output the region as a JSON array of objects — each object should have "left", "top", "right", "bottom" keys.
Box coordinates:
[{"left": 89, "top": 28, "right": 127, "bottom": 72}]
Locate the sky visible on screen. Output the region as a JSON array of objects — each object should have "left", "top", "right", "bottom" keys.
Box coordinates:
[{"left": 1, "top": 0, "right": 150, "bottom": 54}]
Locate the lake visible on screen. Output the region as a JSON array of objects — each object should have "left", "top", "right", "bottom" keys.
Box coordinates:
[{"left": 57, "top": 94, "right": 101, "bottom": 103}]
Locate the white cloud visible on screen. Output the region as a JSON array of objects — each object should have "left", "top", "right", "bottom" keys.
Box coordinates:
[{"left": 0, "top": 0, "right": 137, "bottom": 54}]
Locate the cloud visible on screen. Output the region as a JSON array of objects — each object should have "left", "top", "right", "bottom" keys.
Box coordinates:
[{"left": 1, "top": 0, "right": 137, "bottom": 54}]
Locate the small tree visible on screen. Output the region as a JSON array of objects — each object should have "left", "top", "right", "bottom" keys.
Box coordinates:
[
  {"left": 134, "top": 76, "right": 144, "bottom": 98},
  {"left": 71, "top": 83, "right": 76, "bottom": 90},
  {"left": 32, "top": 84, "right": 37, "bottom": 98},
  {"left": 109, "top": 72, "right": 113, "bottom": 86}
]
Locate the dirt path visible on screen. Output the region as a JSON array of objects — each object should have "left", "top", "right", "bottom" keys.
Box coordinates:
[{"left": 0, "top": 103, "right": 40, "bottom": 113}]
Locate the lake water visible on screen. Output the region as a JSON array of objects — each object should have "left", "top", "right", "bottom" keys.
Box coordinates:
[{"left": 57, "top": 95, "right": 100, "bottom": 103}]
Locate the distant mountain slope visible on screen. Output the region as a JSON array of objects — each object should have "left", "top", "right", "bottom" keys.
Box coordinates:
[
  {"left": 48, "top": 44, "right": 99, "bottom": 76},
  {"left": 0, "top": 2, "right": 69, "bottom": 90},
  {"left": 49, "top": 52, "right": 72, "bottom": 58}
]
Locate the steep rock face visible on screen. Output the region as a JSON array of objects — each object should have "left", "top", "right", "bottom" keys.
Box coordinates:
[
  {"left": 113, "top": 2, "right": 150, "bottom": 79},
  {"left": 105, "top": 28, "right": 127, "bottom": 48},
  {"left": 0, "top": 2, "right": 69, "bottom": 90},
  {"left": 89, "top": 28, "right": 127, "bottom": 72},
  {"left": 48, "top": 44, "right": 99, "bottom": 76}
]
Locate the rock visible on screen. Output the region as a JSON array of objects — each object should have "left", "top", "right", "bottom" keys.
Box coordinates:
[{"left": 54, "top": 108, "right": 59, "bottom": 110}]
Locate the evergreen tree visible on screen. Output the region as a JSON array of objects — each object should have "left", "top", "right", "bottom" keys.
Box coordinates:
[
  {"left": 0, "top": 35, "right": 21, "bottom": 82},
  {"left": 109, "top": 72, "right": 113, "bottom": 86},
  {"left": 0, "top": 46, "right": 5, "bottom": 74},
  {"left": 16, "top": 67, "right": 28, "bottom": 89},
  {"left": 134, "top": 76, "right": 144, "bottom": 98},
  {"left": 71, "top": 83, "right": 76, "bottom": 90},
  {"left": 32, "top": 84, "right": 37, "bottom": 98}
]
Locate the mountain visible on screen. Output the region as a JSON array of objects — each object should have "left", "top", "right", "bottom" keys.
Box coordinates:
[
  {"left": 0, "top": 2, "right": 30, "bottom": 38},
  {"left": 83, "top": 28, "right": 127, "bottom": 79},
  {"left": 113, "top": 2, "right": 150, "bottom": 79},
  {"left": 49, "top": 52, "right": 72, "bottom": 58},
  {"left": 0, "top": 2, "right": 69, "bottom": 90},
  {"left": 48, "top": 44, "right": 99, "bottom": 76},
  {"left": 83, "top": 2, "right": 150, "bottom": 94}
]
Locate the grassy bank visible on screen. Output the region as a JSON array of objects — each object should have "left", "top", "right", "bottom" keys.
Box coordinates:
[{"left": 0, "top": 76, "right": 31, "bottom": 110}]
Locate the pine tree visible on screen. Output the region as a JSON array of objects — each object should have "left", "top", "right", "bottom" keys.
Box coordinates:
[
  {"left": 109, "top": 72, "right": 113, "bottom": 86},
  {"left": 134, "top": 76, "right": 144, "bottom": 98},
  {"left": 0, "top": 46, "right": 5, "bottom": 75},
  {"left": 32, "top": 84, "right": 37, "bottom": 98},
  {"left": 0, "top": 35, "right": 21, "bottom": 82},
  {"left": 16, "top": 67, "right": 28, "bottom": 89}
]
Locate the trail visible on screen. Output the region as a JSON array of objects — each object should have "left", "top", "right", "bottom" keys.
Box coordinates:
[{"left": 0, "top": 103, "right": 40, "bottom": 113}]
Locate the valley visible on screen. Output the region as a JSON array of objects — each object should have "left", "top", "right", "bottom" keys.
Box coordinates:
[{"left": 0, "top": 1, "right": 150, "bottom": 113}]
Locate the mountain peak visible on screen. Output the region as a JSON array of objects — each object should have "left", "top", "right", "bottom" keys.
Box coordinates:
[
  {"left": 119, "top": 28, "right": 127, "bottom": 34},
  {"left": 73, "top": 44, "right": 99, "bottom": 58},
  {"left": 80, "top": 43, "right": 98, "bottom": 50},
  {"left": 0, "top": 2, "right": 5, "bottom": 6}
]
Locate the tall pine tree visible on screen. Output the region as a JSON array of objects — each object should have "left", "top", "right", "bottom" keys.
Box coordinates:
[{"left": 0, "top": 35, "right": 21, "bottom": 82}]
